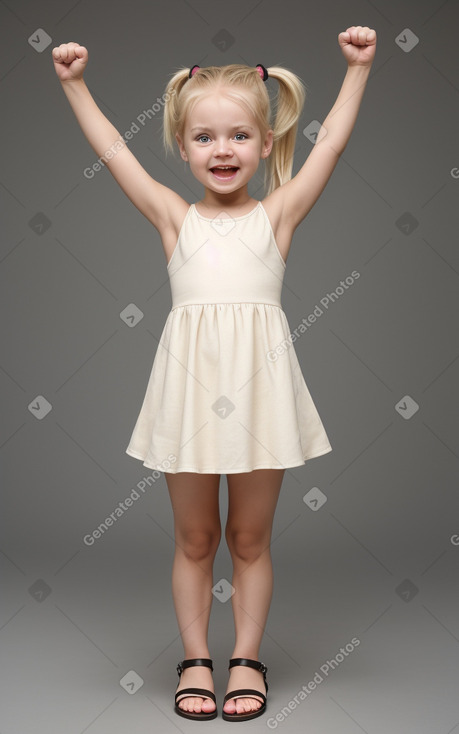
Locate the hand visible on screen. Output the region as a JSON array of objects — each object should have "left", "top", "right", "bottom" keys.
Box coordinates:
[
  {"left": 52, "top": 42, "right": 88, "bottom": 81},
  {"left": 338, "top": 26, "right": 376, "bottom": 67}
]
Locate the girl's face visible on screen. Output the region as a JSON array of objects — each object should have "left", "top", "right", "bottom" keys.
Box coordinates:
[{"left": 176, "top": 88, "right": 273, "bottom": 193}]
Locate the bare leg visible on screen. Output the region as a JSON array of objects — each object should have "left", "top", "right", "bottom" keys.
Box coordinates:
[
  {"left": 165, "top": 471, "right": 221, "bottom": 715},
  {"left": 223, "top": 468, "right": 285, "bottom": 715}
]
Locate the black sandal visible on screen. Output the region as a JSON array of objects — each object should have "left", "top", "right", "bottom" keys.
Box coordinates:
[
  {"left": 174, "top": 657, "right": 218, "bottom": 720},
  {"left": 222, "top": 657, "right": 268, "bottom": 721}
]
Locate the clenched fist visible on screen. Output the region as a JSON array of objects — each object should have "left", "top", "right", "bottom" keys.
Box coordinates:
[
  {"left": 52, "top": 42, "right": 88, "bottom": 81},
  {"left": 338, "top": 26, "right": 377, "bottom": 66}
]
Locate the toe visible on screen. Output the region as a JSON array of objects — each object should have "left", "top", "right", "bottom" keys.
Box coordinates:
[
  {"left": 201, "top": 697, "right": 216, "bottom": 713},
  {"left": 178, "top": 696, "right": 197, "bottom": 712},
  {"left": 191, "top": 696, "right": 204, "bottom": 713},
  {"left": 224, "top": 696, "right": 262, "bottom": 714},
  {"left": 237, "top": 697, "right": 250, "bottom": 714},
  {"left": 178, "top": 695, "right": 215, "bottom": 714},
  {"left": 235, "top": 698, "right": 245, "bottom": 714},
  {"left": 237, "top": 696, "right": 262, "bottom": 713},
  {"left": 223, "top": 698, "right": 237, "bottom": 714}
]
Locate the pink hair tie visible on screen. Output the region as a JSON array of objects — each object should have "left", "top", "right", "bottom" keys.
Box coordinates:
[
  {"left": 256, "top": 63, "right": 269, "bottom": 81},
  {"left": 189, "top": 65, "right": 200, "bottom": 78}
]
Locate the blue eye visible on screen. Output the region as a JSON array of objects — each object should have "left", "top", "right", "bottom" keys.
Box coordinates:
[{"left": 195, "top": 133, "right": 248, "bottom": 143}]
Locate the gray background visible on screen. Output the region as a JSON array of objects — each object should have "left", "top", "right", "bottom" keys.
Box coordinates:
[{"left": 1, "top": 0, "right": 459, "bottom": 732}]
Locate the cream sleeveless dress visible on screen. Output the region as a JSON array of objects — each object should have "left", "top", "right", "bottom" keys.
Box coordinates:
[{"left": 125, "top": 201, "right": 332, "bottom": 474}]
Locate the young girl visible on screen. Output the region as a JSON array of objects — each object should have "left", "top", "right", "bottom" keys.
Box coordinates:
[{"left": 52, "top": 26, "right": 376, "bottom": 722}]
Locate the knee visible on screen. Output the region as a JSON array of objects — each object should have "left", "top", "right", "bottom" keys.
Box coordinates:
[
  {"left": 178, "top": 528, "right": 221, "bottom": 563},
  {"left": 225, "top": 527, "right": 267, "bottom": 563}
]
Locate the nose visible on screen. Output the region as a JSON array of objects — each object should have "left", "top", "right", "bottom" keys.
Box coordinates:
[{"left": 213, "top": 137, "right": 234, "bottom": 157}]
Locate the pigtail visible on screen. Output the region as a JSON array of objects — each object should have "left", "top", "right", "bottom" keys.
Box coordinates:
[
  {"left": 263, "top": 66, "right": 307, "bottom": 196},
  {"left": 162, "top": 67, "right": 190, "bottom": 156}
]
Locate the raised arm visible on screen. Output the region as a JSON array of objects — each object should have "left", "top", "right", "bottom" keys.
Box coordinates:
[
  {"left": 277, "top": 26, "right": 377, "bottom": 231},
  {"left": 51, "top": 42, "right": 181, "bottom": 231}
]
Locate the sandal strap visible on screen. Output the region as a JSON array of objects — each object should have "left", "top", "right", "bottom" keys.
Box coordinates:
[
  {"left": 175, "top": 687, "right": 216, "bottom": 704},
  {"left": 228, "top": 658, "right": 268, "bottom": 695},
  {"left": 176, "top": 658, "right": 213, "bottom": 677},
  {"left": 228, "top": 657, "right": 268, "bottom": 692},
  {"left": 223, "top": 688, "right": 267, "bottom": 705},
  {"left": 229, "top": 658, "right": 267, "bottom": 674}
]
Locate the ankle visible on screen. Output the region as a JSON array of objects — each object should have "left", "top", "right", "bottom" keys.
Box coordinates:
[{"left": 230, "top": 652, "right": 260, "bottom": 662}]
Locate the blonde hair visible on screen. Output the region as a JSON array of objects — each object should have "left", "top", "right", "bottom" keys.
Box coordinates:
[{"left": 162, "top": 63, "right": 307, "bottom": 196}]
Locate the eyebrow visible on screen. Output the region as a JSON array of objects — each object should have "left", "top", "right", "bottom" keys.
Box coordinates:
[{"left": 190, "top": 124, "right": 255, "bottom": 132}]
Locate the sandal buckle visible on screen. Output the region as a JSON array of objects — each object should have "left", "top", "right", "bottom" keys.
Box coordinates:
[
  {"left": 259, "top": 662, "right": 267, "bottom": 675},
  {"left": 176, "top": 662, "right": 184, "bottom": 676}
]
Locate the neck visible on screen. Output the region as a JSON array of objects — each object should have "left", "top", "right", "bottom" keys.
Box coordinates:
[{"left": 200, "top": 186, "right": 254, "bottom": 212}]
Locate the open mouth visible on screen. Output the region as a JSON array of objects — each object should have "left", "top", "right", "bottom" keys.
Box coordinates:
[{"left": 210, "top": 166, "right": 239, "bottom": 179}]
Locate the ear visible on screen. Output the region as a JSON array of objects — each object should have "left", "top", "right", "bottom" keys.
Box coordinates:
[
  {"left": 175, "top": 132, "right": 188, "bottom": 162},
  {"left": 260, "top": 129, "right": 274, "bottom": 160}
]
